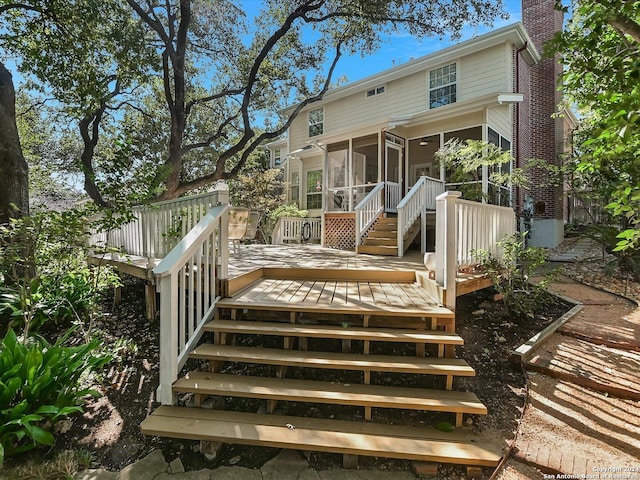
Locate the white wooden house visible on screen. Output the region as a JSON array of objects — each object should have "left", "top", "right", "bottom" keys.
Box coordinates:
[{"left": 269, "top": 21, "right": 576, "bottom": 253}]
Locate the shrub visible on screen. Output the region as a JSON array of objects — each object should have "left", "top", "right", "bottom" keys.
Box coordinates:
[
  {"left": 585, "top": 225, "right": 640, "bottom": 280},
  {"left": 0, "top": 209, "right": 120, "bottom": 337},
  {"left": 262, "top": 204, "right": 309, "bottom": 243},
  {"left": 473, "top": 233, "right": 550, "bottom": 318},
  {"left": 0, "top": 329, "right": 110, "bottom": 466}
]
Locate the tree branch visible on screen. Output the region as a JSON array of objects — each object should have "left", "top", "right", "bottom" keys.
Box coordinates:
[
  {"left": 184, "top": 87, "right": 245, "bottom": 117},
  {"left": 168, "top": 40, "right": 343, "bottom": 196},
  {"left": 608, "top": 14, "right": 640, "bottom": 44},
  {"left": 0, "top": 3, "right": 42, "bottom": 14},
  {"left": 78, "top": 81, "right": 122, "bottom": 208}
]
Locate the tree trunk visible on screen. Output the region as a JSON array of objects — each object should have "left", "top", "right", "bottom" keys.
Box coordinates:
[{"left": 0, "top": 61, "right": 29, "bottom": 224}]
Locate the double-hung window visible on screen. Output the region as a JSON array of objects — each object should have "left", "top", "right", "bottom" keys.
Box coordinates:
[
  {"left": 429, "top": 63, "right": 457, "bottom": 109},
  {"left": 306, "top": 170, "right": 323, "bottom": 209},
  {"left": 308, "top": 108, "right": 324, "bottom": 137}
]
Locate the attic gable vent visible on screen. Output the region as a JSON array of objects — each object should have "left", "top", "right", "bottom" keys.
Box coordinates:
[{"left": 366, "top": 85, "right": 386, "bottom": 97}]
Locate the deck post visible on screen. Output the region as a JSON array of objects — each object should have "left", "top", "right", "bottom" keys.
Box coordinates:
[
  {"left": 219, "top": 212, "right": 229, "bottom": 281},
  {"left": 157, "top": 274, "right": 179, "bottom": 405},
  {"left": 435, "top": 191, "right": 461, "bottom": 309},
  {"left": 421, "top": 209, "right": 427, "bottom": 254}
]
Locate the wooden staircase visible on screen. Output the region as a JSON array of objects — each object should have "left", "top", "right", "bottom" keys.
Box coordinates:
[
  {"left": 357, "top": 216, "right": 420, "bottom": 256},
  {"left": 141, "top": 269, "right": 500, "bottom": 468}
]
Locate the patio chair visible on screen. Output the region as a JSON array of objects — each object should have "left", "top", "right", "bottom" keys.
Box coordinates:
[
  {"left": 334, "top": 190, "right": 348, "bottom": 211},
  {"left": 245, "top": 211, "right": 261, "bottom": 243},
  {"left": 228, "top": 207, "right": 250, "bottom": 255}
]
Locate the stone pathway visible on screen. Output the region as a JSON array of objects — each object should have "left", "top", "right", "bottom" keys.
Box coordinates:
[
  {"left": 505, "top": 275, "right": 640, "bottom": 478},
  {"left": 75, "top": 449, "right": 418, "bottom": 480},
  {"left": 546, "top": 237, "right": 602, "bottom": 263}
]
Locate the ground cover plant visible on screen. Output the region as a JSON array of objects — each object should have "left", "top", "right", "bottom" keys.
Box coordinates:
[
  {"left": 0, "top": 209, "right": 118, "bottom": 467},
  {"left": 474, "top": 233, "right": 551, "bottom": 318}
]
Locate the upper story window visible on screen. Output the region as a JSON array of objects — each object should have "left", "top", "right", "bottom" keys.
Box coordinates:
[
  {"left": 308, "top": 107, "right": 324, "bottom": 137},
  {"left": 366, "top": 85, "right": 385, "bottom": 97},
  {"left": 429, "top": 63, "right": 457, "bottom": 109},
  {"left": 274, "top": 148, "right": 282, "bottom": 166}
]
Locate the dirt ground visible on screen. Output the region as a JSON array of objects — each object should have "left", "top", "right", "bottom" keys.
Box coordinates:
[{"left": 0, "top": 275, "right": 573, "bottom": 478}]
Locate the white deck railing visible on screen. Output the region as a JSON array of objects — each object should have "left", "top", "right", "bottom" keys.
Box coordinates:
[
  {"left": 396, "top": 176, "right": 445, "bottom": 256},
  {"left": 153, "top": 204, "right": 229, "bottom": 405},
  {"left": 435, "top": 191, "right": 516, "bottom": 307},
  {"left": 89, "top": 190, "right": 223, "bottom": 258},
  {"left": 355, "top": 182, "right": 385, "bottom": 247},
  {"left": 385, "top": 182, "right": 402, "bottom": 213},
  {"left": 271, "top": 217, "right": 322, "bottom": 244}
]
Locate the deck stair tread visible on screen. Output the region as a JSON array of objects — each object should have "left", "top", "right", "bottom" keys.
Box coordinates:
[
  {"left": 174, "top": 372, "right": 487, "bottom": 414},
  {"left": 357, "top": 245, "right": 398, "bottom": 256},
  {"left": 362, "top": 237, "right": 397, "bottom": 246},
  {"left": 368, "top": 230, "right": 398, "bottom": 239},
  {"left": 189, "top": 344, "right": 475, "bottom": 376},
  {"left": 141, "top": 406, "right": 501, "bottom": 466},
  {"left": 204, "top": 320, "right": 463, "bottom": 345}
]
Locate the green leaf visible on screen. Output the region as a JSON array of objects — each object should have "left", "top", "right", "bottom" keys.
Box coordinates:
[
  {"left": 435, "top": 421, "right": 454, "bottom": 432},
  {"left": 0, "top": 363, "right": 22, "bottom": 382},
  {"left": 34, "top": 405, "right": 60, "bottom": 416},
  {"left": 27, "top": 425, "right": 54, "bottom": 446}
]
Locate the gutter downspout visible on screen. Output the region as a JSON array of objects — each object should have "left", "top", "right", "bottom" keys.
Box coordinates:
[{"left": 514, "top": 42, "right": 528, "bottom": 216}]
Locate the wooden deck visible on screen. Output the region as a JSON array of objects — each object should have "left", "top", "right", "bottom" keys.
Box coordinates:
[
  {"left": 139, "top": 245, "right": 501, "bottom": 467},
  {"left": 221, "top": 268, "right": 451, "bottom": 317},
  {"left": 89, "top": 244, "right": 489, "bottom": 301}
]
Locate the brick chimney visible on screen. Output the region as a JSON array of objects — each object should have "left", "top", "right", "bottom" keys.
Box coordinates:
[{"left": 518, "top": 0, "right": 565, "bottom": 247}]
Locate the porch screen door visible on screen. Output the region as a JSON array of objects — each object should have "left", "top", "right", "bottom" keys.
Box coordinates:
[{"left": 385, "top": 143, "right": 403, "bottom": 212}]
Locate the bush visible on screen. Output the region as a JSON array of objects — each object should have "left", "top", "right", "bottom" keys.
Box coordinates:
[
  {"left": 0, "top": 267, "right": 119, "bottom": 336},
  {"left": 0, "top": 209, "right": 120, "bottom": 337},
  {"left": 585, "top": 225, "right": 640, "bottom": 280},
  {"left": 0, "top": 329, "right": 110, "bottom": 466},
  {"left": 473, "top": 233, "right": 550, "bottom": 318},
  {"left": 261, "top": 204, "right": 309, "bottom": 243}
]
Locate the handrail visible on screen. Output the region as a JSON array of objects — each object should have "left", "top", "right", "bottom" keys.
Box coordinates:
[
  {"left": 354, "top": 182, "right": 385, "bottom": 247},
  {"left": 88, "top": 190, "right": 224, "bottom": 259},
  {"left": 396, "top": 176, "right": 445, "bottom": 257},
  {"left": 435, "top": 191, "right": 515, "bottom": 307},
  {"left": 455, "top": 199, "right": 516, "bottom": 267},
  {"left": 271, "top": 217, "right": 322, "bottom": 244},
  {"left": 153, "top": 204, "right": 229, "bottom": 405}
]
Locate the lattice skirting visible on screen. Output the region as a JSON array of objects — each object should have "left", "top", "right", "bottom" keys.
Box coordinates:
[{"left": 324, "top": 214, "right": 355, "bottom": 251}]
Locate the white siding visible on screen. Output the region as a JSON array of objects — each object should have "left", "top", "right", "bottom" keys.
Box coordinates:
[
  {"left": 287, "top": 41, "right": 514, "bottom": 149},
  {"left": 328, "top": 71, "right": 427, "bottom": 133},
  {"left": 289, "top": 113, "right": 312, "bottom": 151},
  {"left": 487, "top": 105, "right": 512, "bottom": 139},
  {"left": 458, "top": 43, "right": 510, "bottom": 102}
]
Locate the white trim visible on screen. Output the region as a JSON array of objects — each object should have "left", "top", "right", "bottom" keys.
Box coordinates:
[
  {"left": 497, "top": 93, "right": 524, "bottom": 104},
  {"left": 308, "top": 107, "right": 324, "bottom": 137}
]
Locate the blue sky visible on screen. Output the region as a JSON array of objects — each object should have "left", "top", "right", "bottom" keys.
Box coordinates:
[
  {"left": 331, "top": 0, "right": 522, "bottom": 83},
  {"left": 243, "top": 0, "right": 522, "bottom": 85}
]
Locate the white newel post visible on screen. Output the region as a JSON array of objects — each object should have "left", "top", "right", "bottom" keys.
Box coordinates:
[
  {"left": 421, "top": 209, "right": 426, "bottom": 254},
  {"left": 219, "top": 207, "right": 229, "bottom": 281},
  {"left": 435, "top": 191, "right": 461, "bottom": 309},
  {"left": 396, "top": 207, "right": 404, "bottom": 257},
  {"left": 157, "top": 273, "right": 178, "bottom": 405}
]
